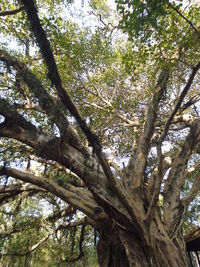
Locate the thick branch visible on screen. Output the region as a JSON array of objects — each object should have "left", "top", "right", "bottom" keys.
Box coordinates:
[
  {"left": 0, "top": 183, "right": 44, "bottom": 193},
  {"left": 145, "top": 143, "right": 163, "bottom": 223},
  {"left": 0, "top": 98, "right": 106, "bottom": 199},
  {"left": 130, "top": 69, "right": 169, "bottom": 188},
  {"left": 20, "top": 0, "right": 102, "bottom": 154},
  {"left": 0, "top": 100, "right": 127, "bottom": 222},
  {"left": 0, "top": 98, "right": 55, "bottom": 149},
  {"left": 47, "top": 206, "right": 76, "bottom": 222},
  {"left": 0, "top": 49, "right": 85, "bottom": 154},
  {"left": 56, "top": 216, "right": 94, "bottom": 231},
  {"left": 0, "top": 183, "right": 44, "bottom": 204},
  {"left": 163, "top": 119, "right": 200, "bottom": 228},
  {"left": 0, "top": 166, "right": 105, "bottom": 221},
  {"left": 156, "top": 114, "right": 195, "bottom": 127},
  {"left": 20, "top": 0, "right": 142, "bottom": 224}
]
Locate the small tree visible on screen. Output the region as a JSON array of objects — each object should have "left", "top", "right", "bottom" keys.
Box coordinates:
[{"left": 0, "top": 0, "right": 200, "bottom": 266}]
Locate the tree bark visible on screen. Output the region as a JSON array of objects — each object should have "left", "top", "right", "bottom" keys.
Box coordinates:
[
  {"left": 97, "top": 219, "right": 188, "bottom": 267},
  {"left": 97, "top": 229, "right": 129, "bottom": 267}
]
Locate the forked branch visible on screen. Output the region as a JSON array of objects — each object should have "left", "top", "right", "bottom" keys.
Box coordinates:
[
  {"left": 130, "top": 68, "right": 169, "bottom": 188},
  {"left": 159, "top": 62, "right": 200, "bottom": 144},
  {"left": 20, "top": 0, "right": 140, "bottom": 223}
]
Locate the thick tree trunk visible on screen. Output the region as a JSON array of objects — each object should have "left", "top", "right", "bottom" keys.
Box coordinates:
[
  {"left": 97, "top": 224, "right": 188, "bottom": 267},
  {"left": 97, "top": 229, "right": 129, "bottom": 267}
]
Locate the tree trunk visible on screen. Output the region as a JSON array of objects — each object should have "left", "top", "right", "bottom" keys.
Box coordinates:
[
  {"left": 97, "top": 223, "right": 188, "bottom": 267},
  {"left": 97, "top": 229, "right": 129, "bottom": 267}
]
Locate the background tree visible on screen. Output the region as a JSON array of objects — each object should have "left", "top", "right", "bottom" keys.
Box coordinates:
[{"left": 0, "top": 0, "right": 200, "bottom": 266}]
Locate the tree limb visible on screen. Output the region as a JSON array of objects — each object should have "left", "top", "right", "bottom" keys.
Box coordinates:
[
  {"left": 182, "top": 173, "right": 200, "bottom": 206},
  {"left": 0, "top": 49, "right": 67, "bottom": 132},
  {"left": 0, "top": 166, "right": 105, "bottom": 221},
  {"left": 168, "top": 2, "right": 200, "bottom": 39},
  {"left": 0, "top": 97, "right": 55, "bottom": 149},
  {"left": 0, "top": 99, "right": 128, "bottom": 222},
  {"left": 129, "top": 69, "right": 169, "bottom": 189},
  {"left": 58, "top": 224, "right": 86, "bottom": 263},
  {"left": 0, "top": 6, "right": 24, "bottom": 17},
  {"left": 47, "top": 206, "right": 76, "bottom": 222},
  {"left": 145, "top": 143, "right": 163, "bottom": 223},
  {"left": 0, "top": 98, "right": 105, "bottom": 194},
  {"left": 163, "top": 119, "right": 200, "bottom": 228},
  {"left": 0, "top": 234, "right": 50, "bottom": 257},
  {"left": 159, "top": 62, "right": 200, "bottom": 144},
  {"left": 56, "top": 216, "right": 94, "bottom": 231},
  {"left": 0, "top": 183, "right": 45, "bottom": 193},
  {"left": 20, "top": 0, "right": 143, "bottom": 225}
]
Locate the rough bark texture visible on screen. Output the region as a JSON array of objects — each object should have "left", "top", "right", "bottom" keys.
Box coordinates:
[
  {"left": 96, "top": 218, "right": 188, "bottom": 267},
  {"left": 97, "top": 229, "right": 129, "bottom": 267}
]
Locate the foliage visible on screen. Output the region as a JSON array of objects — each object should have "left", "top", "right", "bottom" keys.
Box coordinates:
[{"left": 115, "top": 0, "right": 198, "bottom": 41}]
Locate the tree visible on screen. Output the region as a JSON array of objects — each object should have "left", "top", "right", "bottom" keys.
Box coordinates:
[{"left": 0, "top": 0, "right": 200, "bottom": 266}]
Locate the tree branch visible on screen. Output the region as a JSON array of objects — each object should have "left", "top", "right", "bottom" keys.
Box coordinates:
[
  {"left": 0, "top": 182, "right": 45, "bottom": 205},
  {"left": 0, "top": 166, "right": 105, "bottom": 221},
  {"left": 0, "top": 183, "right": 44, "bottom": 194},
  {"left": 20, "top": 0, "right": 102, "bottom": 154},
  {"left": 0, "top": 49, "right": 84, "bottom": 154},
  {"left": 0, "top": 98, "right": 124, "bottom": 220},
  {"left": 0, "top": 234, "right": 50, "bottom": 257},
  {"left": 145, "top": 143, "right": 163, "bottom": 223},
  {"left": 0, "top": 97, "right": 107, "bottom": 201},
  {"left": 163, "top": 119, "right": 200, "bottom": 228},
  {"left": 20, "top": 0, "right": 143, "bottom": 224},
  {"left": 159, "top": 62, "right": 200, "bottom": 144},
  {"left": 59, "top": 224, "right": 86, "bottom": 263},
  {"left": 182, "top": 173, "right": 200, "bottom": 206},
  {"left": 47, "top": 206, "right": 76, "bottom": 222},
  {"left": 168, "top": 2, "right": 200, "bottom": 39},
  {"left": 56, "top": 216, "right": 93, "bottom": 231},
  {"left": 130, "top": 69, "right": 169, "bottom": 188},
  {"left": 0, "top": 97, "right": 55, "bottom": 149},
  {"left": 0, "top": 6, "right": 24, "bottom": 17},
  {"left": 0, "top": 49, "right": 66, "bottom": 132}
]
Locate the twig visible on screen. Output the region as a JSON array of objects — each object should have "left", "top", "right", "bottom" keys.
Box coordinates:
[
  {"left": 0, "top": 6, "right": 24, "bottom": 17},
  {"left": 168, "top": 2, "right": 200, "bottom": 39}
]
